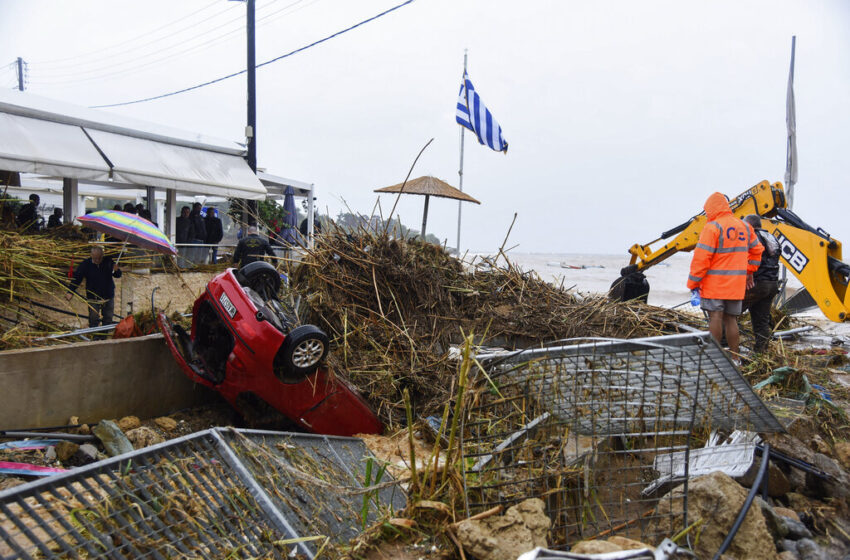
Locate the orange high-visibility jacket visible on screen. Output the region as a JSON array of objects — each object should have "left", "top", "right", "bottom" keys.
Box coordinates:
[{"left": 687, "top": 192, "right": 763, "bottom": 300}]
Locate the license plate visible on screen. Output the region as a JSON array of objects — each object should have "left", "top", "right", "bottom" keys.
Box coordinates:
[{"left": 219, "top": 292, "right": 237, "bottom": 318}]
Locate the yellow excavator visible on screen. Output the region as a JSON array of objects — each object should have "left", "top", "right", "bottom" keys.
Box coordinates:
[{"left": 611, "top": 180, "right": 850, "bottom": 322}]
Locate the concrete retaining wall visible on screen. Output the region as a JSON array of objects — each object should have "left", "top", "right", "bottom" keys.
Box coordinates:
[{"left": 0, "top": 334, "right": 213, "bottom": 429}]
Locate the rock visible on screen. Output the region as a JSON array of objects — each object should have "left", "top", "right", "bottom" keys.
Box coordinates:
[
  {"left": 154, "top": 417, "right": 178, "bottom": 432},
  {"left": 654, "top": 472, "right": 778, "bottom": 560},
  {"left": 783, "top": 518, "right": 813, "bottom": 540},
  {"left": 606, "top": 536, "right": 652, "bottom": 550},
  {"left": 92, "top": 420, "right": 134, "bottom": 457},
  {"left": 513, "top": 498, "right": 550, "bottom": 544},
  {"left": 774, "top": 507, "right": 801, "bottom": 522},
  {"left": 73, "top": 444, "right": 99, "bottom": 465},
  {"left": 54, "top": 441, "right": 79, "bottom": 462},
  {"left": 785, "top": 493, "right": 811, "bottom": 513},
  {"left": 456, "top": 498, "right": 550, "bottom": 560},
  {"left": 758, "top": 498, "right": 812, "bottom": 542},
  {"left": 570, "top": 540, "right": 622, "bottom": 554},
  {"left": 795, "top": 538, "right": 827, "bottom": 560},
  {"left": 117, "top": 416, "right": 141, "bottom": 432},
  {"left": 739, "top": 462, "right": 792, "bottom": 497},
  {"left": 125, "top": 426, "right": 165, "bottom": 449},
  {"left": 758, "top": 497, "right": 789, "bottom": 541},
  {"left": 778, "top": 551, "right": 800, "bottom": 560},
  {"left": 764, "top": 433, "right": 816, "bottom": 465},
  {"left": 69, "top": 416, "right": 90, "bottom": 435},
  {"left": 806, "top": 453, "right": 850, "bottom": 499},
  {"left": 835, "top": 442, "right": 850, "bottom": 470},
  {"left": 788, "top": 467, "right": 807, "bottom": 492},
  {"left": 811, "top": 435, "right": 831, "bottom": 457},
  {"left": 779, "top": 539, "right": 799, "bottom": 552},
  {"left": 44, "top": 446, "right": 57, "bottom": 462}
]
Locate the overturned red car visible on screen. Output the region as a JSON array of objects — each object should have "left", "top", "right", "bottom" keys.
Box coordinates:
[{"left": 157, "top": 262, "right": 382, "bottom": 437}]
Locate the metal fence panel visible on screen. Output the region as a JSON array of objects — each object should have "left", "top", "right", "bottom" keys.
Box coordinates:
[
  {"left": 463, "top": 333, "right": 783, "bottom": 548},
  {"left": 0, "top": 428, "right": 405, "bottom": 559}
]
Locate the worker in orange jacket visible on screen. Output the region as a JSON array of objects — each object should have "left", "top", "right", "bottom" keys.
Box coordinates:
[{"left": 687, "top": 192, "right": 763, "bottom": 359}]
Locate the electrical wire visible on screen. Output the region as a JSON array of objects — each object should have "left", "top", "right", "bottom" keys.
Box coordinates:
[
  {"left": 31, "top": 0, "right": 232, "bottom": 66},
  {"left": 30, "top": 2, "right": 249, "bottom": 79},
  {"left": 90, "top": 0, "right": 416, "bottom": 109},
  {"left": 27, "top": 0, "right": 312, "bottom": 87}
]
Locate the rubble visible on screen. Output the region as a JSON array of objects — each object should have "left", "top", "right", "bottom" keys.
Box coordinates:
[
  {"left": 125, "top": 426, "right": 165, "bottom": 449},
  {"left": 3, "top": 232, "right": 850, "bottom": 558},
  {"left": 116, "top": 415, "right": 141, "bottom": 431},
  {"left": 455, "top": 499, "right": 550, "bottom": 560},
  {"left": 654, "top": 471, "right": 778, "bottom": 560},
  {"left": 92, "top": 419, "right": 133, "bottom": 457},
  {"left": 154, "top": 415, "right": 178, "bottom": 432}
]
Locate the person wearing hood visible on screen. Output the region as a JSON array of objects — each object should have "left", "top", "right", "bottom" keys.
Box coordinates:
[
  {"left": 687, "top": 192, "right": 763, "bottom": 360},
  {"left": 742, "top": 214, "right": 781, "bottom": 354}
]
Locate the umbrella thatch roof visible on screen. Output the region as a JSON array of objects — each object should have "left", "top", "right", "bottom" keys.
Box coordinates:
[{"left": 375, "top": 176, "right": 480, "bottom": 204}]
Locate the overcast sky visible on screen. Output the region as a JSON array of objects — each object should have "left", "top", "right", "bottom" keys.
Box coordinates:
[{"left": 1, "top": 0, "right": 849, "bottom": 255}]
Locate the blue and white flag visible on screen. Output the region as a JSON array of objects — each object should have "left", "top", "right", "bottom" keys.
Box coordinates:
[{"left": 456, "top": 71, "right": 508, "bottom": 153}]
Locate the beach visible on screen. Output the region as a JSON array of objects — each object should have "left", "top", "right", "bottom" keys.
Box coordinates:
[{"left": 500, "top": 251, "right": 850, "bottom": 340}]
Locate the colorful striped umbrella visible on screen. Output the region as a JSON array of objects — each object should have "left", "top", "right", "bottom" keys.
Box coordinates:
[{"left": 78, "top": 210, "right": 176, "bottom": 256}]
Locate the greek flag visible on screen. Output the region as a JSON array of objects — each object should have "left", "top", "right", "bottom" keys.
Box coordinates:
[{"left": 456, "top": 71, "right": 508, "bottom": 153}]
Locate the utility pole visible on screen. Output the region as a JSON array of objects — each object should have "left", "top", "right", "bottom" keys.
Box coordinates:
[
  {"left": 246, "top": 0, "right": 256, "bottom": 173},
  {"left": 16, "top": 57, "right": 24, "bottom": 91},
  {"left": 245, "top": 0, "right": 258, "bottom": 222}
]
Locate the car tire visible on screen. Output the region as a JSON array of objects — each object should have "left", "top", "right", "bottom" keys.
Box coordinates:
[
  {"left": 274, "top": 325, "right": 329, "bottom": 383},
  {"left": 236, "top": 261, "right": 281, "bottom": 299}
]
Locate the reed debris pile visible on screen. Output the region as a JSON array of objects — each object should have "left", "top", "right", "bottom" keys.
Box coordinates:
[{"left": 290, "top": 230, "right": 703, "bottom": 426}]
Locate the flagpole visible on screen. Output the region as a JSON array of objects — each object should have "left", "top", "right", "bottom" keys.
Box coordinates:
[{"left": 457, "top": 50, "right": 467, "bottom": 257}]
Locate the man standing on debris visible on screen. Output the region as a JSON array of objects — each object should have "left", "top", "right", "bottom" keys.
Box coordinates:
[
  {"left": 687, "top": 193, "right": 763, "bottom": 360},
  {"left": 232, "top": 225, "right": 275, "bottom": 268},
  {"left": 65, "top": 245, "right": 123, "bottom": 328},
  {"left": 742, "top": 215, "right": 781, "bottom": 354}
]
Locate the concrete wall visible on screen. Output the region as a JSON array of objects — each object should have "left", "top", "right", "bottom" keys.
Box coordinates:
[{"left": 0, "top": 334, "right": 214, "bottom": 429}]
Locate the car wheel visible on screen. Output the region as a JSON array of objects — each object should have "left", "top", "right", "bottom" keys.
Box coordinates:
[
  {"left": 274, "top": 325, "right": 329, "bottom": 383},
  {"left": 236, "top": 261, "right": 281, "bottom": 300}
]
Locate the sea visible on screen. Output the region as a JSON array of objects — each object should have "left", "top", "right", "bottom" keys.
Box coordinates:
[
  {"left": 485, "top": 252, "right": 850, "bottom": 340},
  {"left": 484, "top": 251, "right": 806, "bottom": 311}
]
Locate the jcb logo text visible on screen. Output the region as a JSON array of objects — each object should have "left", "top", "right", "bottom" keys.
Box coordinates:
[{"left": 773, "top": 230, "right": 809, "bottom": 274}]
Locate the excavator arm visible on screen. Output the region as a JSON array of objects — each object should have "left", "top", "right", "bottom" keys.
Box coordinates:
[
  {"left": 614, "top": 180, "right": 850, "bottom": 322},
  {"left": 624, "top": 180, "right": 786, "bottom": 271}
]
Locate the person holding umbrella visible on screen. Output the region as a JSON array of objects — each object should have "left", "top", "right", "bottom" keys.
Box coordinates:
[{"left": 65, "top": 245, "right": 123, "bottom": 328}]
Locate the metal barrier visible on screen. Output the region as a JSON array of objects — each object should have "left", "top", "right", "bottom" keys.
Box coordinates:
[
  {"left": 463, "top": 333, "right": 784, "bottom": 548},
  {"left": 0, "top": 428, "right": 405, "bottom": 559}
]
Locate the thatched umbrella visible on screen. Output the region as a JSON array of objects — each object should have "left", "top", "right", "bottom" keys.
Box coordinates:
[{"left": 375, "top": 175, "right": 480, "bottom": 237}]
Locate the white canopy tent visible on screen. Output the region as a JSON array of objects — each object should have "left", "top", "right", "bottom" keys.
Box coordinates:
[
  {"left": 0, "top": 89, "right": 269, "bottom": 240},
  {"left": 258, "top": 171, "right": 317, "bottom": 242}
]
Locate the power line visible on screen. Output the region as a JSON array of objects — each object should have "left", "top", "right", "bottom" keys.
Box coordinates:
[
  {"left": 31, "top": 3, "right": 249, "bottom": 79},
  {"left": 31, "top": 0, "right": 231, "bottom": 66},
  {"left": 90, "top": 0, "right": 416, "bottom": 109},
  {"left": 27, "top": 0, "right": 314, "bottom": 87}
]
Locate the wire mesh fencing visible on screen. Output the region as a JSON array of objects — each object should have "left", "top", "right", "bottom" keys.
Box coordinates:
[
  {"left": 0, "top": 427, "right": 406, "bottom": 559},
  {"left": 462, "top": 333, "right": 784, "bottom": 548}
]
